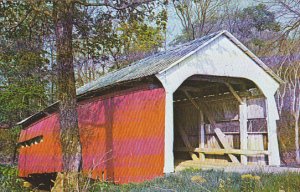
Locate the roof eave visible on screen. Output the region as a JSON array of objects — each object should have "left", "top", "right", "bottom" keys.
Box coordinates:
[{"left": 16, "top": 76, "right": 155, "bottom": 127}]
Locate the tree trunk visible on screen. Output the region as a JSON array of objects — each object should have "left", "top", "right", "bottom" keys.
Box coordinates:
[{"left": 53, "top": 0, "right": 82, "bottom": 186}]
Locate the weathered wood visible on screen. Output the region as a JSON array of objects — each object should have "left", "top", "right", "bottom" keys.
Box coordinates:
[
  {"left": 225, "top": 82, "right": 243, "bottom": 104},
  {"left": 223, "top": 82, "right": 248, "bottom": 164},
  {"left": 239, "top": 99, "right": 248, "bottom": 165},
  {"left": 184, "top": 90, "right": 220, "bottom": 162},
  {"left": 247, "top": 98, "right": 266, "bottom": 119},
  {"left": 174, "top": 90, "right": 258, "bottom": 103},
  {"left": 205, "top": 132, "right": 268, "bottom": 135},
  {"left": 248, "top": 135, "right": 266, "bottom": 165},
  {"left": 183, "top": 91, "right": 199, "bottom": 110},
  {"left": 178, "top": 126, "right": 199, "bottom": 161},
  {"left": 188, "top": 76, "right": 249, "bottom": 85},
  {"left": 180, "top": 86, "right": 203, "bottom": 93},
  {"left": 175, "top": 147, "right": 269, "bottom": 156},
  {"left": 214, "top": 128, "right": 240, "bottom": 163},
  {"left": 183, "top": 90, "right": 208, "bottom": 161}
]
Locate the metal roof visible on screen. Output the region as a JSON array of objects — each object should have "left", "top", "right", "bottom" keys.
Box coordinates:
[
  {"left": 18, "top": 30, "right": 282, "bottom": 126},
  {"left": 76, "top": 31, "right": 222, "bottom": 95}
]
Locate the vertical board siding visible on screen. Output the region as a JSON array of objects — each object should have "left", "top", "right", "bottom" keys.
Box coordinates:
[
  {"left": 18, "top": 114, "right": 63, "bottom": 177},
  {"left": 18, "top": 87, "right": 165, "bottom": 183}
]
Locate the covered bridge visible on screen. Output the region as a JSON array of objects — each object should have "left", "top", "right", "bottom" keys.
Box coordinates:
[{"left": 17, "top": 30, "right": 281, "bottom": 184}]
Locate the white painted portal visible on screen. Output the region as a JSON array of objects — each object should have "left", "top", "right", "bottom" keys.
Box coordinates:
[{"left": 156, "top": 34, "right": 281, "bottom": 173}]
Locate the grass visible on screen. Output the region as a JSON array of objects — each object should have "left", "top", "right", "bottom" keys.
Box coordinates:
[
  {"left": 91, "top": 169, "right": 300, "bottom": 192},
  {"left": 1, "top": 165, "right": 300, "bottom": 191}
]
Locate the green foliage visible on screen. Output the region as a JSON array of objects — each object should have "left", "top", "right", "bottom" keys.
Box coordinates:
[
  {"left": 0, "top": 165, "right": 29, "bottom": 192},
  {"left": 232, "top": 3, "right": 280, "bottom": 54},
  {"left": 0, "top": 127, "right": 21, "bottom": 164},
  {"left": 0, "top": 1, "right": 51, "bottom": 126},
  {"left": 0, "top": 50, "right": 49, "bottom": 125},
  {"left": 73, "top": 2, "right": 167, "bottom": 76},
  {"left": 239, "top": 4, "right": 280, "bottom": 33}
]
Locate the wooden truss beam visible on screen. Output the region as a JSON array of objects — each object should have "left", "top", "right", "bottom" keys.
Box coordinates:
[
  {"left": 179, "top": 84, "right": 219, "bottom": 93},
  {"left": 183, "top": 90, "right": 200, "bottom": 110},
  {"left": 214, "top": 128, "right": 240, "bottom": 163},
  {"left": 174, "top": 147, "right": 269, "bottom": 156},
  {"left": 188, "top": 76, "right": 249, "bottom": 86},
  {"left": 174, "top": 90, "right": 258, "bottom": 104},
  {"left": 224, "top": 82, "right": 243, "bottom": 104}
]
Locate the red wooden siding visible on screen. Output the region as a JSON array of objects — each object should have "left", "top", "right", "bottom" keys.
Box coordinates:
[
  {"left": 18, "top": 87, "right": 165, "bottom": 183},
  {"left": 18, "top": 113, "right": 62, "bottom": 177}
]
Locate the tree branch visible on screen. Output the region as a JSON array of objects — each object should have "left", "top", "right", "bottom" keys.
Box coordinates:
[
  {"left": 8, "top": 8, "right": 33, "bottom": 32},
  {"left": 278, "top": 0, "right": 300, "bottom": 18},
  {"left": 73, "top": 0, "right": 155, "bottom": 10}
]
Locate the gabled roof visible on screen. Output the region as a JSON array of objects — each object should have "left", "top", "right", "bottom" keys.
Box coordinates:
[
  {"left": 76, "top": 30, "right": 282, "bottom": 96},
  {"left": 18, "top": 30, "right": 282, "bottom": 126},
  {"left": 76, "top": 31, "right": 219, "bottom": 95}
]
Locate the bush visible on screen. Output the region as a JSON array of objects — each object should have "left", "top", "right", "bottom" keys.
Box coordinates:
[{"left": 0, "top": 165, "right": 29, "bottom": 192}]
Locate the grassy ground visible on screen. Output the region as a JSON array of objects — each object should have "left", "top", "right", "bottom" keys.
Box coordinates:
[
  {"left": 92, "top": 168, "right": 300, "bottom": 192},
  {"left": 1, "top": 165, "right": 300, "bottom": 191}
]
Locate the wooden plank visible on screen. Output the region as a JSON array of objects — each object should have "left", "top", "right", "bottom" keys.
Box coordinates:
[
  {"left": 248, "top": 134, "right": 266, "bottom": 165},
  {"left": 174, "top": 147, "right": 269, "bottom": 156},
  {"left": 205, "top": 132, "right": 268, "bottom": 135},
  {"left": 178, "top": 126, "right": 199, "bottom": 161},
  {"left": 214, "top": 128, "right": 240, "bottom": 163}
]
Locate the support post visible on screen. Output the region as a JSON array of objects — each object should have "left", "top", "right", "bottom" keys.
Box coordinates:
[
  {"left": 164, "top": 91, "right": 174, "bottom": 173},
  {"left": 239, "top": 98, "right": 248, "bottom": 165},
  {"left": 265, "top": 96, "right": 281, "bottom": 166},
  {"left": 199, "top": 110, "right": 205, "bottom": 161}
]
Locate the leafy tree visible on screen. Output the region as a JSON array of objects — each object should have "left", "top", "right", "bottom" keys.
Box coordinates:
[
  {"left": 72, "top": 4, "right": 167, "bottom": 86},
  {"left": 0, "top": 1, "right": 51, "bottom": 126},
  {"left": 0, "top": 1, "right": 52, "bottom": 166},
  {"left": 234, "top": 3, "right": 280, "bottom": 55},
  {"left": 1, "top": 0, "right": 167, "bottom": 190}
]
